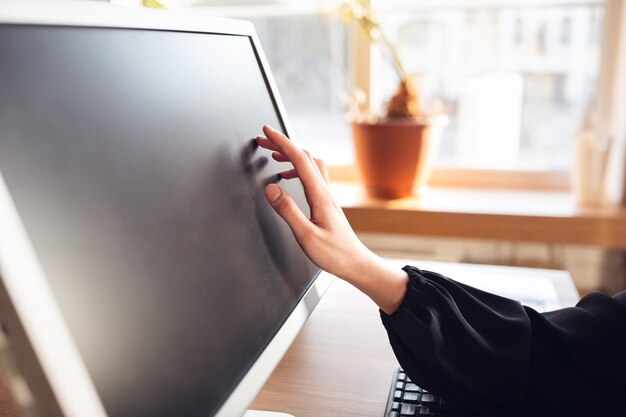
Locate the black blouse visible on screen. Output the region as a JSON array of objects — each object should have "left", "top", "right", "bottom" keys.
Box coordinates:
[{"left": 380, "top": 266, "right": 626, "bottom": 417}]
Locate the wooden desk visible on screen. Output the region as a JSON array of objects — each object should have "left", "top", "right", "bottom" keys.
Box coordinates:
[
  {"left": 0, "top": 261, "right": 578, "bottom": 417},
  {"left": 251, "top": 259, "right": 579, "bottom": 417},
  {"left": 332, "top": 182, "right": 626, "bottom": 250}
]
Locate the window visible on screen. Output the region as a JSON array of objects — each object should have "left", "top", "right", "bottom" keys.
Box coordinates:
[
  {"left": 187, "top": 0, "right": 607, "bottom": 173},
  {"left": 370, "top": 0, "right": 605, "bottom": 170},
  {"left": 189, "top": 0, "right": 352, "bottom": 165}
]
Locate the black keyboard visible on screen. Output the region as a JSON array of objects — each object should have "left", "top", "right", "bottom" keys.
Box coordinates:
[{"left": 384, "top": 368, "right": 483, "bottom": 417}]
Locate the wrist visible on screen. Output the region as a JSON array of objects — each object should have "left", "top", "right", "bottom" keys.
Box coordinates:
[
  {"left": 341, "top": 249, "right": 409, "bottom": 315},
  {"left": 337, "top": 242, "right": 379, "bottom": 284}
]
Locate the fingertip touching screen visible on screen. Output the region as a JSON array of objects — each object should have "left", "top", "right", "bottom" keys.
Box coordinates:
[{"left": 0, "top": 25, "right": 319, "bottom": 417}]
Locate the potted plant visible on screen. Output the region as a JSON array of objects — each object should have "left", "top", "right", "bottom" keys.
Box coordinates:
[{"left": 330, "top": 0, "right": 447, "bottom": 199}]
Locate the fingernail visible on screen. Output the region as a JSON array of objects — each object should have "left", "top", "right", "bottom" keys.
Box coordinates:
[
  {"left": 264, "top": 124, "right": 275, "bottom": 132},
  {"left": 266, "top": 185, "right": 281, "bottom": 203}
]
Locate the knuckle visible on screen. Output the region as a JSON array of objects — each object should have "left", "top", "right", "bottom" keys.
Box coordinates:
[
  {"left": 278, "top": 198, "right": 297, "bottom": 215},
  {"left": 298, "top": 224, "right": 317, "bottom": 242},
  {"left": 273, "top": 193, "right": 286, "bottom": 207},
  {"left": 318, "top": 192, "right": 333, "bottom": 206},
  {"left": 294, "top": 150, "right": 309, "bottom": 163}
]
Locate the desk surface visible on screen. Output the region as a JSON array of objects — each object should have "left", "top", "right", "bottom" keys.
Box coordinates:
[
  {"left": 251, "top": 259, "right": 579, "bottom": 417},
  {"left": 0, "top": 261, "right": 578, "bottom": 417},
  {"left": 332, "top": 182, "right": 626, "bottom": 249}
]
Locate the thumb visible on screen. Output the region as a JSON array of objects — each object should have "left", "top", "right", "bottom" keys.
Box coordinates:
[{"left": 265, "top": 184, "right": 311, "bottom": 239}]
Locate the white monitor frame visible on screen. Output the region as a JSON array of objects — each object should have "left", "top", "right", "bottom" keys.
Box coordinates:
[{"left": 0, "top": 2, "right": 334, "bottom": 417}]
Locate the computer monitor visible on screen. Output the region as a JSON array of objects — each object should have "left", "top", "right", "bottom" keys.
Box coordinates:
[{"left": 0, "top": 2, "right": 333, "bottom": 417}]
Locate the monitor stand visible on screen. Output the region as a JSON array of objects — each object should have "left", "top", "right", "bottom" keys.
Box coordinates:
[{"left": 244, "top": 411, "right": 294, "bottom": 417}]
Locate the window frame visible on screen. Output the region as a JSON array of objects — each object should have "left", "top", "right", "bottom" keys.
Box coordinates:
[
  {"left": 352, "top": 0, "right": 613, "bottom": 191},
  {"left": 190, "top": 0, "right": 623, "bottom": 192}
]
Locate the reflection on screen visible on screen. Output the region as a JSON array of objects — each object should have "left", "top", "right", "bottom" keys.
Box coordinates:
[{"left": 0, "top": 26, "right": 319, "bottom": 417}]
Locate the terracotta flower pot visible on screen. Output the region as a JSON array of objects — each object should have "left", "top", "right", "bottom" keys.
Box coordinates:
[{"left": 352, "top": 117, "right": 445, "bottom": 199}]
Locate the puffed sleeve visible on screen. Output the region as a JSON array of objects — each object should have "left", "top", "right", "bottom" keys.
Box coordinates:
[{"left": 380, "top": 265, "right": 626, "bottom": 417}]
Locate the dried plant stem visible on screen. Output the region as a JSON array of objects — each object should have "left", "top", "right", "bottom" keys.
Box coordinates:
[{"left": 378, "top": 33, "right": 408, "bottom": 85}]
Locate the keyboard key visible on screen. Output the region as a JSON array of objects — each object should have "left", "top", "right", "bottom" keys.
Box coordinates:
[
  {"left": 419, "top": 407, "right": 435, "bottom": 416},
  {"left": 400, "top": 403, "right": 417, "bottom": 415},
  {"left": 439, "top": 398, "right": 452, "bottom": 408},
  {"left": 420, "top": 406, "right": 454, "bottom": 416},
  {"left": 387, "top": 368, "right": 475, "bottom": 417},
  {"left": 422, "top": 393, "right": 436, "bottom": 404},
  {"left": 404, "top": 383, "right": 420, "bottom": 392},
  {"left": 402, "top": 392, "right": 421, "bottom": 402}
]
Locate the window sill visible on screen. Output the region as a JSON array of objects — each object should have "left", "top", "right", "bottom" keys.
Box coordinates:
[
  {"left": 328, "top": 165, "right": 570, "bottom": 191},
  {"left": 331, "top": 181, "right": 626, "bottom": 249}
]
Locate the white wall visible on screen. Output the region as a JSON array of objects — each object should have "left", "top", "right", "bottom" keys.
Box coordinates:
[{"left": 358, "top": 232, "right": 610, "bottom": 293}]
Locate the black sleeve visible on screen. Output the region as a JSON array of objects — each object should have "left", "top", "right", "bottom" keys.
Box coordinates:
[{"left": 380, "top": 265, "right": 626, "bottom": 417}]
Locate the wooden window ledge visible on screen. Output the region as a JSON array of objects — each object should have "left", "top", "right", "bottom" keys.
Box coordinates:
[{"left": 331, "top": 182, "right": 626, "bottom": 250}]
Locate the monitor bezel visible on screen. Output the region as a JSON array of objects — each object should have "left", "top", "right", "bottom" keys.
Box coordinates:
[{"left": 0, "top": 2, "right": 333, "bottom": 417}]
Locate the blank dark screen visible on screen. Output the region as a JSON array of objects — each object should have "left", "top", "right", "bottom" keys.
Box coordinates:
[{"left": 0, "top": 26, "right": 319, "bottom": 417}]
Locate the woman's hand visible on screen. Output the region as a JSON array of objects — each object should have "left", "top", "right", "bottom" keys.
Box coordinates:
[{"left": 256, "top": 125, "right": 408, "bottom": 314}]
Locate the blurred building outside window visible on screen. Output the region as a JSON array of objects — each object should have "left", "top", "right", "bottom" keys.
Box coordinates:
[
  {"left": 370, "top": 0, "right": 605, "bottom": 170},
  {"left": 182, "top": 0, "right": 351, "bottom": 165},
  {"left": 184, "top": 0, "right": 607, "bottom": 174}
]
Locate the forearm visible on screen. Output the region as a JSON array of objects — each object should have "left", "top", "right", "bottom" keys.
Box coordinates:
[
  {"left": 382, "top": 267, "right": 626, "bottom": 416},
  {"left": 340, "top": 250, "right": 409, "bottom": 315},
  {"left": 381, "top": 266, "right": 533, "bottom": 416}
]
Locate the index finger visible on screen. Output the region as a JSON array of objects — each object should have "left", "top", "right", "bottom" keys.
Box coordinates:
[{"left": 260, "top": 125, "right": 326, "bottom": 199}]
